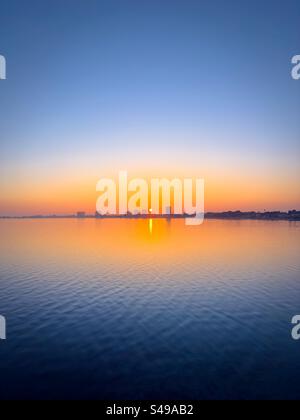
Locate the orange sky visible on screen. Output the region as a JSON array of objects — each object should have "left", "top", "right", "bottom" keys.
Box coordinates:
[{"left": 0, "top": 165, "right": 299, "bottom": 216}]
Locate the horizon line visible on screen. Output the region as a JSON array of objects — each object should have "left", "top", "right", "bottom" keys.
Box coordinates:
[{"left": 1, "top": 209, "right": 300, "bottom": 221}]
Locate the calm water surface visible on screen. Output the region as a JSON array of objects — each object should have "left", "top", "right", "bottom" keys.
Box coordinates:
[{"left": 0, "top": 219, "right": 299, "bottom": 399}]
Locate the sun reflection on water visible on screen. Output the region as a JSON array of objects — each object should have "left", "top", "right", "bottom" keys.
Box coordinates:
[{"left": 149, "top": 219, "right": 153, "bottom": 235}]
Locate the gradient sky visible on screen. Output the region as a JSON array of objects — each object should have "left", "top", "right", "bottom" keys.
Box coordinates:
[{"left": 0, "top": 0, "right": 299, "bottom": 215}]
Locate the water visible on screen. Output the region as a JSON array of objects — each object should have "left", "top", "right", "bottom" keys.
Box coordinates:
[{"left": 0, "top": 219, "right": 299, "bottom": 400}]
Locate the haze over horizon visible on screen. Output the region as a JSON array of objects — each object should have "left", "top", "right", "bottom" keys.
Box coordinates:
[{"left": 0, "top": 0, "right": 299, "bottom": 216}]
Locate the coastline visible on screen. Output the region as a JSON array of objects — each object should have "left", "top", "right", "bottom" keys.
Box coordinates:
[{"left": 1, "top": 211, "right": 300, "bottom": 221}]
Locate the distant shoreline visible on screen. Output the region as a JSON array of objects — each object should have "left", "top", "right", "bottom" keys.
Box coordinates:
[{"left": 1, "top": 211, "right": 300, "bottom": 221}]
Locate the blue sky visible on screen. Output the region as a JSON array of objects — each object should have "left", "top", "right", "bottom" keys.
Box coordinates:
[{"left": 0, "top": 0, "right": 299, "bottom": 214}]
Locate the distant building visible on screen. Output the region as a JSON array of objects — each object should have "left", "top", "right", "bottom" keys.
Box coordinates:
[
  {"left": 165, "top": 206, "right": 171, "bottom": 215},
  {"left": 77, "top": 212, "right": 86, "bottom": 218}
]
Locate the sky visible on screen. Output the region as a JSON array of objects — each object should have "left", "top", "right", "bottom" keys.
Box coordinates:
[{"left": 0, "top": 0, "right": 299, "bottom": 215}]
